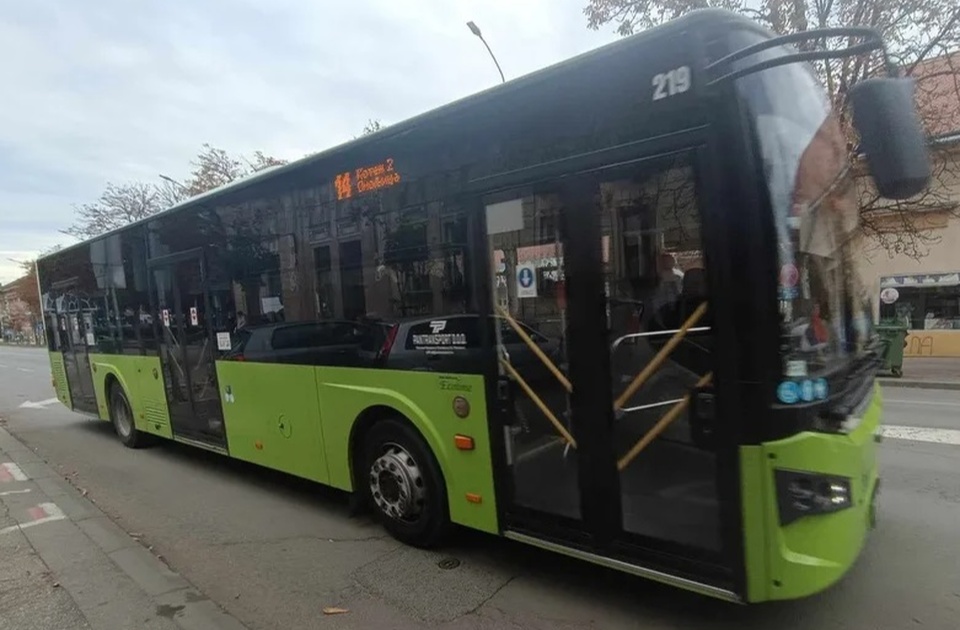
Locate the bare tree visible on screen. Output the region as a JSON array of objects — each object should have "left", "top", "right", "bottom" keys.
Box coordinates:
[
  {"left": 1, "top": 246, "right": 60, "bottom": 344},
  {"left": 156, "top": 177, "right": 188, "bottom": 209},
  {"left": 14, "top": 258, "right": 42, "bottom": 320},
  {"left": 182, "top": 144, "right": 247, "bottom": 197},
  {"left": 584, "top": 0, "right": 960, "bottom": 258},
  {"left": 64, "top": 181, "right": 163, "bottom": 240},
  {"left": 248, "top": 150, "right": 288, "bottom": 173},
  {"left": 361, "top": 119, "right": 385, "bottom": 136},
  {"left": 182, "top": 144, "right": 290, "bottom": 196},
  {"left": 585, "top": 0, "right": 744, "bottom": 35},
  {"left": 64, "top": 145, "right": 289, "bottom": 239},
  {"left": 3, "top": 298, "right": 32, "bottom": 336}
]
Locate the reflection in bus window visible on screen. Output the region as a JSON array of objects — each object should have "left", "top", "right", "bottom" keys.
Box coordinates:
[
  {"left": 600, "top": 153, "right": 719, "bottom": 550},
  {"left": 486, "top": 188, "right": 579, "bottom": 521}
]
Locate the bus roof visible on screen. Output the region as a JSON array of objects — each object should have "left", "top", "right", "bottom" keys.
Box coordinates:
[{"left": 41, "top": 8, "right": 759, "bottom": 263}]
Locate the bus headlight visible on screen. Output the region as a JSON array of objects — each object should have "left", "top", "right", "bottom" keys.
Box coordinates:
[{"left": 774, "top": 469, "right": 853, "bottom": 525}]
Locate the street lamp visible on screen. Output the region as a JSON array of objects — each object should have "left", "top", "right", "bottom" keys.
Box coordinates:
[
  {"left": 159, "top": 174, "right": 188, "bottom": 192},
  {"left": 466, "top": 21, "right": 505, "bottom": 84}
]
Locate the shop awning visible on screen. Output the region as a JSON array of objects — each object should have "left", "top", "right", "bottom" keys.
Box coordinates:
[{"left": 880, "top": 273, "right": 960, "bottom": 288}]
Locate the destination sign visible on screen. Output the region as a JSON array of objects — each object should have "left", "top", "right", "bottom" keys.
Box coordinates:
[{"left": 334, "top": 158, "right": 401, "bottom": 200}]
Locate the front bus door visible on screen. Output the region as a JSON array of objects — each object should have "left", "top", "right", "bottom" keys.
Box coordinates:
[
  {"left": 148, "top": 251, "right": 226, "bottom": 448},
  {"left": 62, "top": 306, "right": 97, "bottom": 414},
  {"left": 484, "top": 146, "right": 739, "bottom": 597}
]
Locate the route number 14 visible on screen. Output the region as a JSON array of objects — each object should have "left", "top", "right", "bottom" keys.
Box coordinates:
[{"left": 652, "top": 66, "right": 692, "bottom": 101}]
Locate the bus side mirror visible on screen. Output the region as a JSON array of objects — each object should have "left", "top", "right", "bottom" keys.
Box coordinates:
[{"left": 849, "top": 77, "right": 931, "bottom": 200}]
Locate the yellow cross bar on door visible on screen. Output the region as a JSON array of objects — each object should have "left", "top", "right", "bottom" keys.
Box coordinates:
[
  {"left": 614, "top": 302, "right": 708, "bottom": 410},
  {"left": 617, "top": 372, "right": 713, "bottom": 471}
]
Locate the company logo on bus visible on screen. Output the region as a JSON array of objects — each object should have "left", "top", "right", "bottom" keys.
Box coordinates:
[{"left": 412, "top": 320, "right": 467, "bottom": 351}]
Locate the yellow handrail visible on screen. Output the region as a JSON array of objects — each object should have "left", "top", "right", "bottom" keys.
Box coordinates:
[
  {"left": 499, "top": 357, "right": 577, "bottom": 449},
  {"left": 496, "top": 306, "right": 572, "bottom": 393},
  {"left": 617, "top": 372, "right": 712, "bottom": 471},
  {"left": 614, "top": 302, "right": 708, "bottom": 410}
]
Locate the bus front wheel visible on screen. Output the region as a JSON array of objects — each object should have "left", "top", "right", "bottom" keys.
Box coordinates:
[
  {"left": 361, "top": 418, "right": 450, "bottom": 548},
  {"left": 109, "top": 384, "right": 149, "bottom": 449}
]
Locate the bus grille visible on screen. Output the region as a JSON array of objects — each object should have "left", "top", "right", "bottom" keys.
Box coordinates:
[
  {"left": 144, "top": 401, "right": 168, "bottom": 426},
  {"left": 51, "top": 360, "right": 68, "bottom": 394}
]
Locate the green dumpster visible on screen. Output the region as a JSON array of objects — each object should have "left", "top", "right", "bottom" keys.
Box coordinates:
[{"left": 876, "top": 323, "right": 908, "bottom": 377}]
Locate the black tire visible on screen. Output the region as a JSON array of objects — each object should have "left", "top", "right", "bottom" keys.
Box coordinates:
[
  {"left": 360, "top": 418, "right": 450, "bottom": 548},
  {"left": 109, "top": 385, "right": 150, "bottom": 448}
]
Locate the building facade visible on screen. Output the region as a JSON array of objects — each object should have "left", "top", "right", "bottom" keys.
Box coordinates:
[
  {"left": 855, "top": 52, "right": 960, "bottom": 357},
  {"left": 0, "top": 274, "right": 43, "bottom": 344}
]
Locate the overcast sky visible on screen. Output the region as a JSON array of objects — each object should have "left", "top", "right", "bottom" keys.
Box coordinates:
[{"left": 0, "top": 0, "right": 621, "bottom": 283}]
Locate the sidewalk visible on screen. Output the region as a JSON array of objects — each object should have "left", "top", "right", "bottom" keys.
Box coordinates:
[
  {"left": 878, "top": 357, "right": 960, "bottom": 390},
  {"left": 0, "top": 426, "right": 247, "bottom": 630}
]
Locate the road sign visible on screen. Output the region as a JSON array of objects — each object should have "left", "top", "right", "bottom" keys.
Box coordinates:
[
  {"left": 516, "top": 264, "right": 538, "bottom": 298},
  {"left": 780, "top": 263, "right": 799, "bottom": 287}
]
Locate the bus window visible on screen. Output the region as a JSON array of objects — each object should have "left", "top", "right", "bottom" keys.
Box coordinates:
[
  {"left": 486, "top": 189, "right": 579, "bottom": 521},
  {"left": 599, "top": 151, "right": 719, "bottom": 550}
]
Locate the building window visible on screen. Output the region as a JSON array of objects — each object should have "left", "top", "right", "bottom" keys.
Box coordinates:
[{"left": 879, "top": 274, "right": 960, "bottom": 330}]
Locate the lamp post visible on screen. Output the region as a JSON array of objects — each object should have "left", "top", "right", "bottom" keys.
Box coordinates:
[
  {"left": 159, "top": 174, "right": 188, "bottom": 192},
  {"left": 466, "top": 21, "right": 505, "bottom": 84}
]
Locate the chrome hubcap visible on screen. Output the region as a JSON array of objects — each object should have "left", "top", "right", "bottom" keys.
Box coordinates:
[
  {"left": 114, "top": 399, "right": 132, "bottom": 437},
  {"left": 369, "top": 443, "right": 425, "bottom": 522}
]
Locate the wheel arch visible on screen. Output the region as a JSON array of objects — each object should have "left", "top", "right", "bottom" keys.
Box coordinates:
[
  {"left": 319, "top": 375, "right": 497, "bottom": 534},
  {"left": 89, "top": 359, "right": 135, "bottom": 423},
  {"left": 103, "top": 370, "right": 133, "bottom": 426},
  {"left": 348, "top": 404, "right": 451, "bottom": 507},
  {"left": 104, "top": 372, "right": 121, "bottom": 398}
]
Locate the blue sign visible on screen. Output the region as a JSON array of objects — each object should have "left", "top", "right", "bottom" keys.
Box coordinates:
[
  {"left": 518, "top": 267, "right": 535, "bottom": 288},
  {"left": 777, "top": 381, "right": 800, "bottom": 404},
  {"left": 516, "top": 263, "right": 538, "bottom": 297},
  {"left": 813, "top": 378, "right": 828, "bottom": 400},
  {"left": 800, "top": 379, "right": 815, "bottom": 402},
  {"left": 778, "top": 286, "right": 800, "bottom": 300}
]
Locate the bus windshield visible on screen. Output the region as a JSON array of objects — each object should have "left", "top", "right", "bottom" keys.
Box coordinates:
[{"left": 736, "top": 41, "right": 873, "bottom": 377}]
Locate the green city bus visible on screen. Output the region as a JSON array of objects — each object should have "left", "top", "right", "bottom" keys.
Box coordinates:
[{"left": 37, "top": 10, "right": 929, "bottom": 603}]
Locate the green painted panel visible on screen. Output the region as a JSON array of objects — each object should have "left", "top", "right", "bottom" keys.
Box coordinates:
[
  {"left": 317, "top": 368, "right": 498, "bottom": 535},
  {"left": 739, "top": 446, "right": 769, "bottom": 603},
  {"left": 215, "top": 361, "right": 328, "bottom": 484},
  {"left": 211, "top": 363, "right": 498, "bottom": 534},
  {"left": 134, "top": 356, "right": 172, "bottom": 437},
  {"left": 87, "top": 354, "right": 173, "bottom": 439},
  {"left": 748, "top": 384, "right": 882, "bottom": 602},
  {"left": 48, "top": 352, "right": 72, "bottom": 410}
]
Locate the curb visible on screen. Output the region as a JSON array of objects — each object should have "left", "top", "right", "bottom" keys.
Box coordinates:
[
  {"left": 0, "top": 426, "right": 248, "bottom": 630},
  {"left": 878, "top": 379, "right": 960, "bottom": 391}
]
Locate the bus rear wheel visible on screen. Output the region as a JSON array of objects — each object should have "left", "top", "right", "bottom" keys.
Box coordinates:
[
  {"left": 361, "top": 418, "right": 450, "bottom": 548},
  {"left": 109, "top": 384, "right": 149, "bottom": 449}
]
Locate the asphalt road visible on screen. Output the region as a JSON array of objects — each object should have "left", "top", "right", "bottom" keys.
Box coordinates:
[{"left": 1, "top": 344, "right": 958, "bottom": 629}]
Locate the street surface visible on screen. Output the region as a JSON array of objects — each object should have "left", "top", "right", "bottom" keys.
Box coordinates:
[{"left": 2, "top": 343, "right": 959, "bottom": 629}]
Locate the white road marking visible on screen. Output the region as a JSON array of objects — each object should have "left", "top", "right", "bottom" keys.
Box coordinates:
[
  {"left": 881, "top": 425, "right": 960, "bottom": 446},
  {"left": 15, "top": 367, "right": 34, "bottom": 373},
  {"left": 0, "top": 503, "right": 66, "bottom": 536},
  {"left": 0, "top": 489, "right": 32, "bottom": 496},
  {"left": 886, "top": 399, "right": 960, "bottom": 408},
  {"left": 18, "top": 398, "right": 60, "bottom": 409},
  {"left": 1, "top": 463, "right": 29, "bottom": 481}
]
